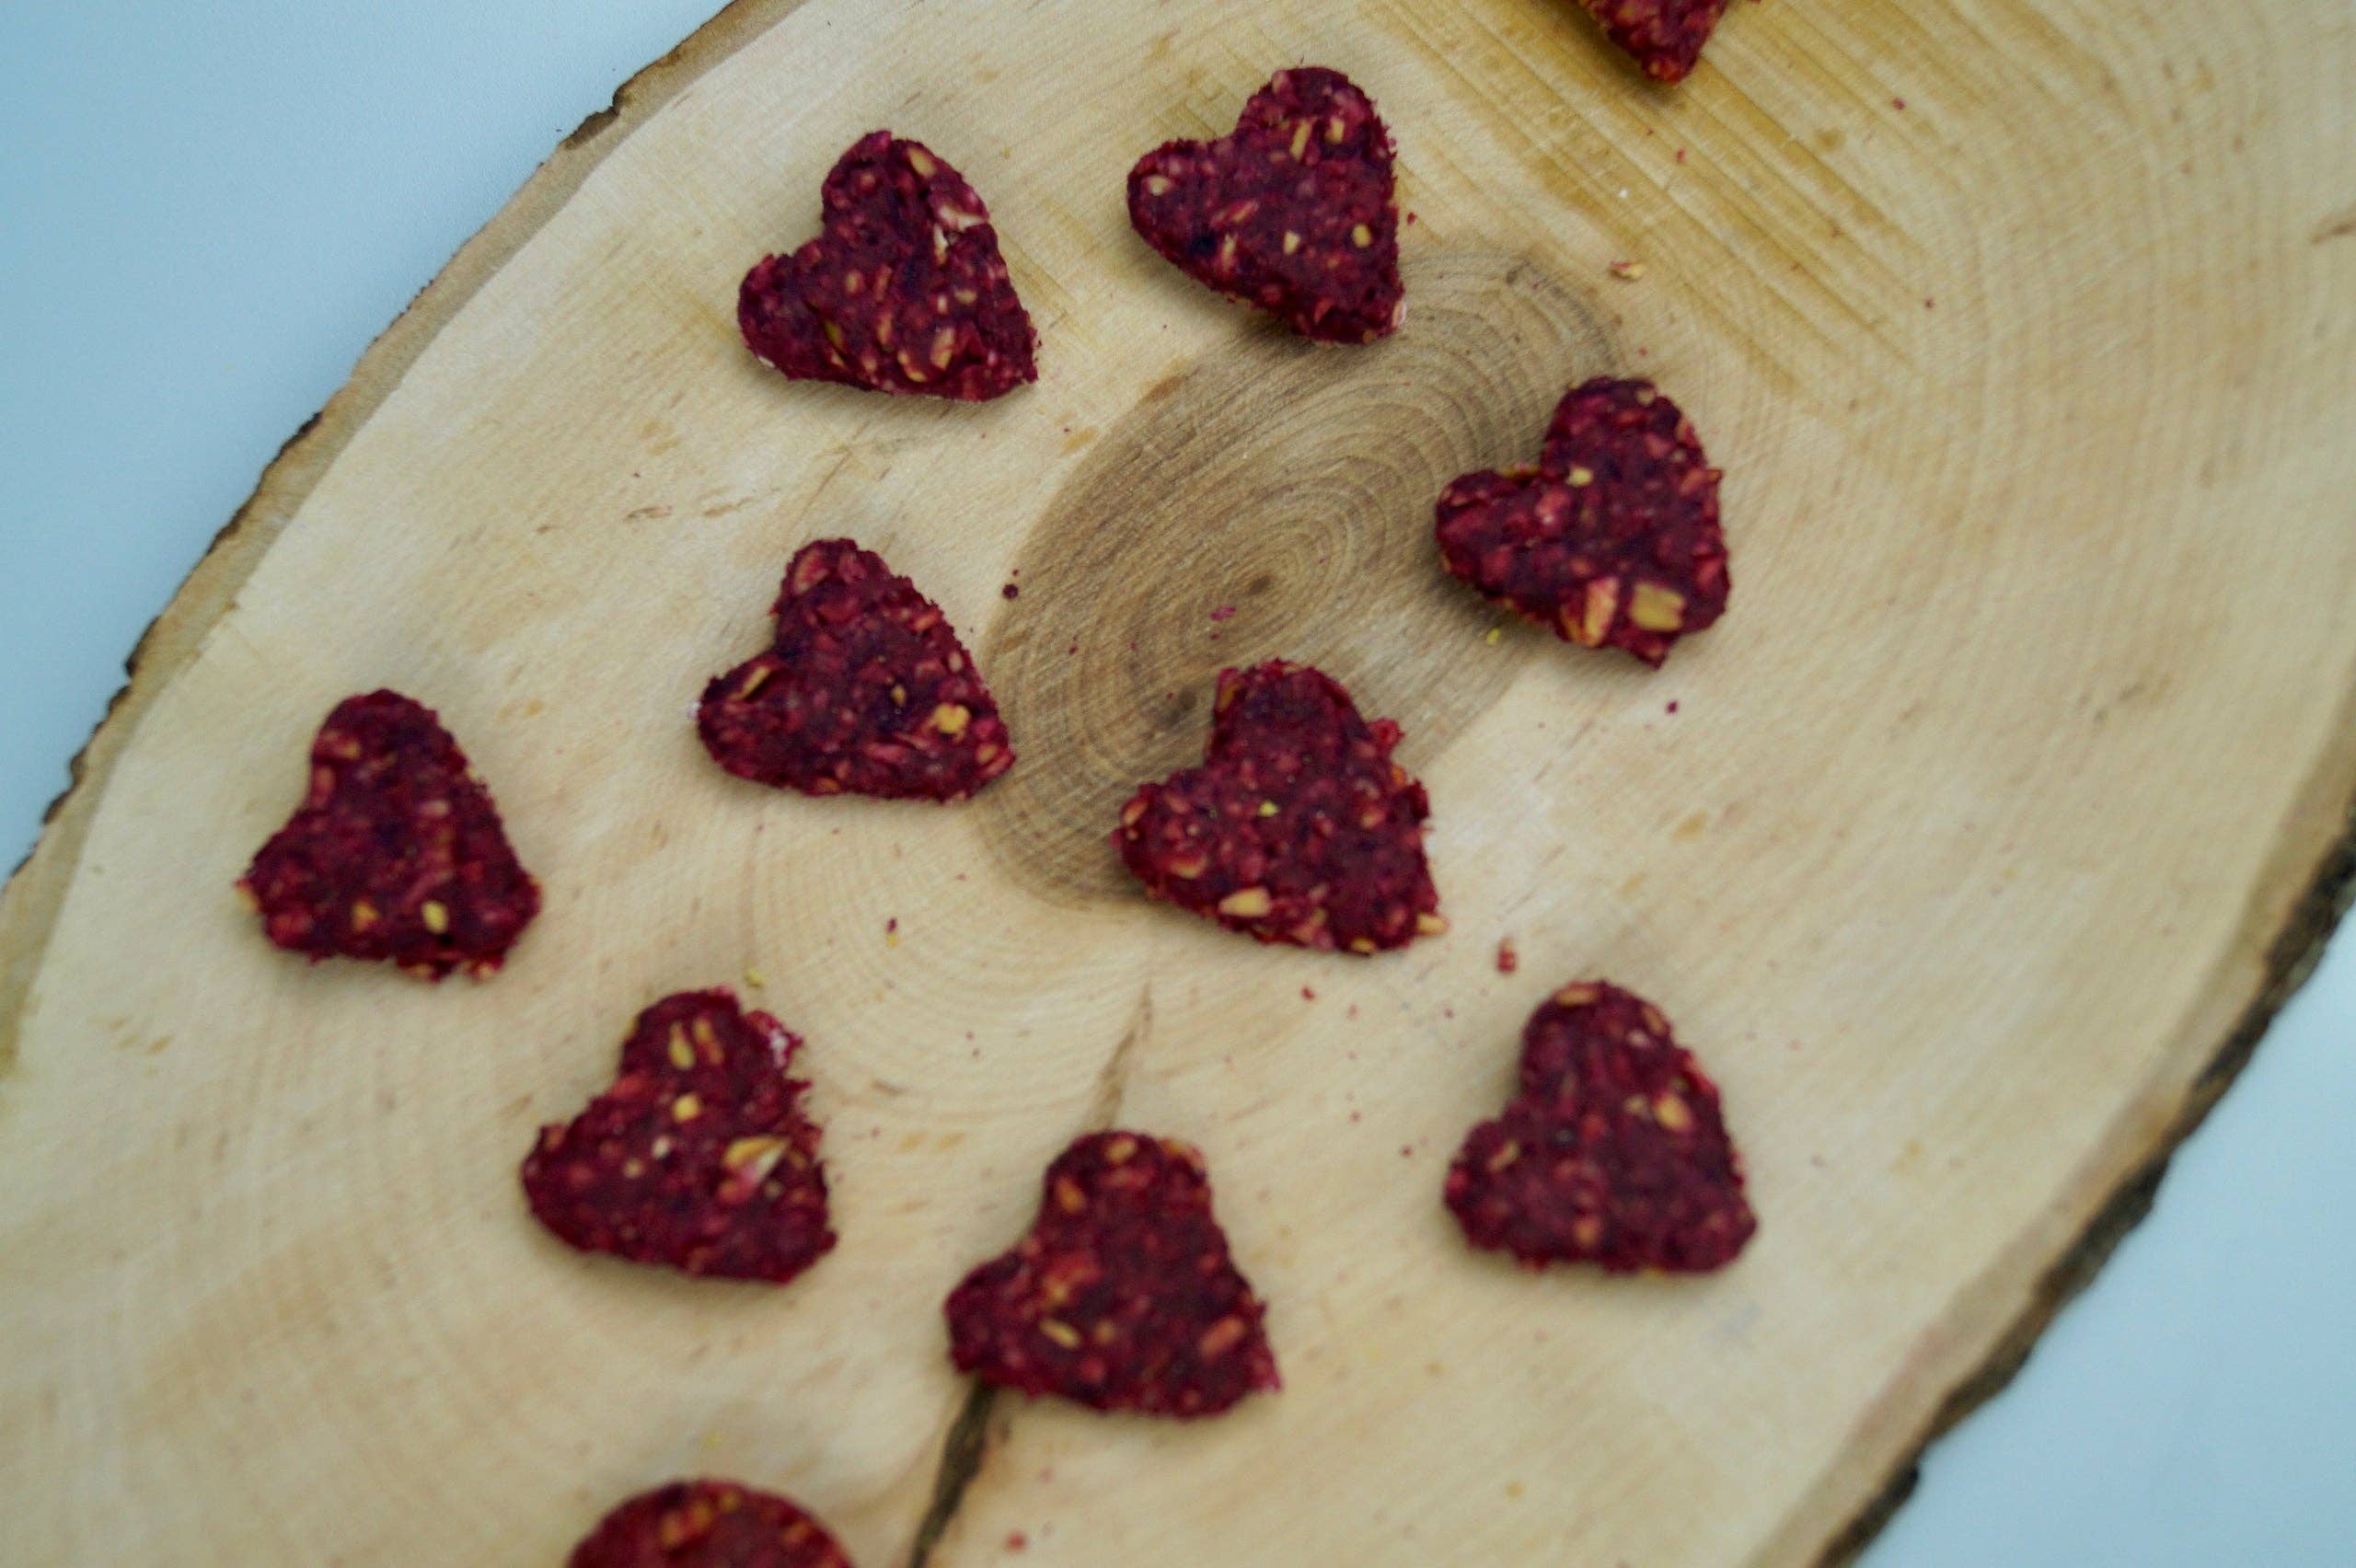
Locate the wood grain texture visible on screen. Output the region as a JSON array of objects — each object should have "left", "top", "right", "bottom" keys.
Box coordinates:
[{"left": 3, "top": 0, "right": 2352, "bottom": 1563}]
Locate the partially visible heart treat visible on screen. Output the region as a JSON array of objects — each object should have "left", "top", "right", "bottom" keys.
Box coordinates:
[
  {"left": 238, "top": 690, "right": 539, "bottom": 980},
  {"left": 945, "top": 1131, "right": 1279, "bottom": 1418},
  {"left": 522, "top": 989, "right": 834, "bottom": 1285},
  {"left": 568, "top": 1479, "right": 852, "bottom": 1568},
  {"left": 738, "top": 131, "right": 1036, "bottom": 400},
  {"left": 1114, "top": 661, "right": 1443, "bottom": 954},
  {"left": 1577, "top": 0, "right": 1732, "bottom": 85},
  {"left": 1436, "top": 376, "right": 1728, "bottom": 667},
  {"left": 698, "top": 538, "right": 1013, "bottom": 802},
  {"left": 1445, "top": 982, "right": 1755, "bottom": 1273},
  {"left": 1127, "top": 67, "right": 1403, "bottom": 343}
]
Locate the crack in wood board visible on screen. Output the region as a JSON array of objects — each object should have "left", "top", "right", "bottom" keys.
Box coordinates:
[
  {"left": 1084, "top": 983, "right": 1154, "bottom": 1129},
  {"left": 905, "top": 1383, "right": 998, "bottom": 1568}
]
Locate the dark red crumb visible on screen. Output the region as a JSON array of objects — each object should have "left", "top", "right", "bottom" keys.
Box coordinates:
[
  {"left": 238, "top": 690, "right": 539, "bottom": 980},
  {"left": 739, "top": 131, "right": 1035, "bottom": 400},
  {"left": 1114, "top": 661, "right": 1444, "bottom": 953},
  {"left": 1497, "top": 938, "right": 1519, "bottom": 974},
  {"left": 1002, "top": 582, "right": 1020, "bottom": 599},
  {"left": 1577, "top": 0, "right": 1732, "bottom": 85},
  {"left": 1445, "top": 981, "right": 1754, "bottom": 1273},
  {"left": 945, "top": 1131, "right": 1279, "bottom": 1419},
  {"left": 522, "top": 989, "right": 834, "bottom": 1284},
  {"left": 699, "top": 538, "right": 1013, "bottom": 802},
  {"left": 1435, "top": 377, "right": 1728, "bottom": 667},
  {"left": 568, "top": 1479, "right": 850, "bottom": 1567},
  {"left": 1127, "top": 67, "right": 1403, "bottom": 343}
]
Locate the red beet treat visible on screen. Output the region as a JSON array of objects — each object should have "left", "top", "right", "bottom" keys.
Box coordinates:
[
  {"left": 699, "top": 539, "right": 1013, "bottom": 802},
  {"left": 1577, "top": 0, "right": 1731, "bottom": 85},
  {"left": 946, "top": 1132, "right": 1278, "bottom": 1418},
  {"left": 522, "top": 989, "right": 834, "bottom": 1284},
  {"left": 1127, "top": 67, "right": 1403, "bottom": 343},
  {"left": 739, "top": 131, "right": 1036, "bottom": 400},
  {"left": 238, "top": 690, "right": 538, "bottom": 980},
  {"left": 1436, "top": 377, "right": 1727, "bottom": 667},
  {"left": 569, "top": 1479, "right": 851, "bottom": 1568},
  {"left": 1445, "top": 982, "right": 1754, "bottom": 1273},
  {"left": 1114, "top": 662, "right": 1444, "bottom": 954}
]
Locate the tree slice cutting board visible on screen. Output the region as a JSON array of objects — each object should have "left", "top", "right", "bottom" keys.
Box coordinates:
[{"left": 3, "top": 0, "right": 2352, "bottom": 1562}]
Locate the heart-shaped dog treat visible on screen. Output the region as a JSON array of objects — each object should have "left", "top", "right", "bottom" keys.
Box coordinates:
[
  {"left": 945, "top": 1132, "right": 1279, "bottom": 1419},
  {"left": 1114, "top": 661, "right": 1443, "bottom": 953},
  {"left": 1436, "top": 376, "right": 1728, "bottom": 667},
  {"left": 1127, "top": 67, "right": 1403, "bottom": 343},
  {"left": 569, "top": 1479, "right": 851, "bottom": 1568},
  {"left": 1577, "top": 0, "right": 1731, "bottom": 85},
  {"left": 522, "top": 989, "right": 834, "bottom": 1284},
  {"left": 1445, "top": 982, "right": 1755, "bottom": 1273},
  {"left": 699, "top": 538, "right": 1013, "bottom": 802},
  {"left": 738, "top": 131, "right": 1036, "bottom": 400},
  {"left": 238, "top": 690, "right": 539, "bottom": 980}
]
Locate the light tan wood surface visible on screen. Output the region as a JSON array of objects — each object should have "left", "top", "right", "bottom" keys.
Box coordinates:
[{"left": 4, "top": 0, "right": 2352, "bottom": 1562}]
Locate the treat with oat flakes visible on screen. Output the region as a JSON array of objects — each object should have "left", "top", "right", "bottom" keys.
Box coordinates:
[
  {"left": 1114, "top": 662, "right": 1442, "bottom": 953},
  {"left": 523, "top": 989, "right": 834, "bottom": 1285},
  {"left": 1445, "top": 981, "right": 1754, "bottom": 1273},
  {"left": 1576, "top": 0, "right": 1731, "bottom": 85},
  {"left": 739, "top": 131, "right": 1036, "bottom": 400},
  {"left": 1127, "top": 68, "right": 1403, "bottom": 343},
  {"left": 568, "top": 1479, "right": 852, "bottom": 1567},
  {"left": 945, "top": 1131, "right": 1279, "bottom": 1418},
  {"left": 698, "top": 538, "right": 1013, "bottom": 802},
  {"left": 238, "top": 690, "right": 539, "bottom": 980},
  {"left": 1436, "top": 377, "right": 1727, "bottom": 667}
]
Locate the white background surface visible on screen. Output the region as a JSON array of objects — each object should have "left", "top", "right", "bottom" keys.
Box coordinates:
[{"left": 2, "top": 4, "right": 2350, "bottom": 1562}]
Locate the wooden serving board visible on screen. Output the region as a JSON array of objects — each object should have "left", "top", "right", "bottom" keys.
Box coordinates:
[{"left": 4, "top": 0, "right": 2352, "bottom": 1562}]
